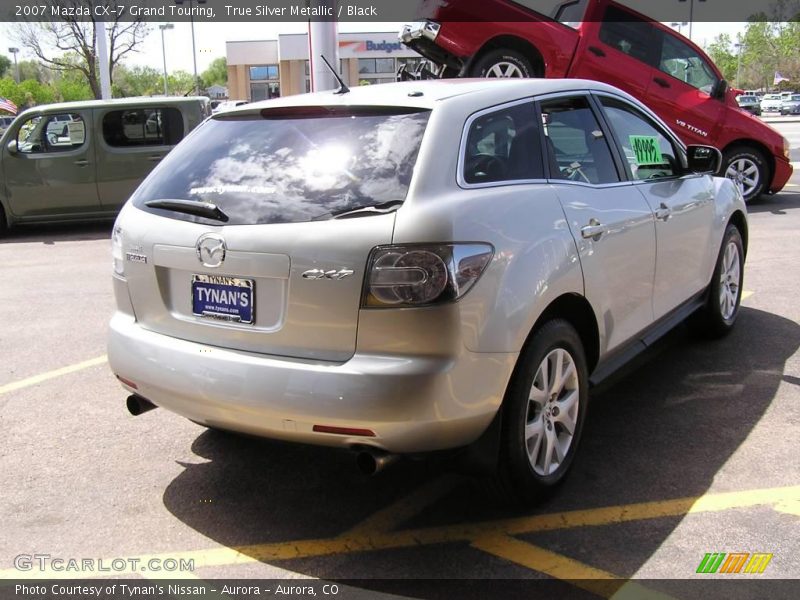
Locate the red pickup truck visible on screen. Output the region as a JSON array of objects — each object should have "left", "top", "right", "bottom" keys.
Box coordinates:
[{"left": 400, "top": 0, "right": 793, "bottom": 202}]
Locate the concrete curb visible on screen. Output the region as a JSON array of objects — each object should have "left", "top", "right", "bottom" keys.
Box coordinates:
[{"left": 762, "top": 116, "right": 800, "bottom": 124}]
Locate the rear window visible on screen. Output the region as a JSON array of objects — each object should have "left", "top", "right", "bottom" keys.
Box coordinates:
[
  {"left": 132, "top": 106, "right": 430, "bottom": 225},
  {"left": 102, "top": 107, "right": 184, "bottom": 147}
]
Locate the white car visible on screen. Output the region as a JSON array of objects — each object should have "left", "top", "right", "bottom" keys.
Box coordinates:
[
  {"left": 109, "top": 79, "right": 747, "bottom": 503},
  {"left": 760, "top": 94, "right": 783, "bottom": 113}
]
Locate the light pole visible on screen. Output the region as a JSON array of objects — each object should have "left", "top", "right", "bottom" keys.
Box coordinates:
[
  {"left": 174, "top": 0, "right": 206, "bottom": 95},
  {"left": 8, "top": 47, "right": 19, "bottom": 83},
  {"left": 679, "top": 0, "right": 707, "bottom": 40},
  {"left": 159, "top": 24, "right": 174, "bottom": 96},
  {"left": 735, "top": 43, "right": 744, "bottom": 89}
]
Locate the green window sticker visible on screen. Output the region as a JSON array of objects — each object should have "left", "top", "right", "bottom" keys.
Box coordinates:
[{"left": 629, "top": 135, "right": 663, "bottom": 166}]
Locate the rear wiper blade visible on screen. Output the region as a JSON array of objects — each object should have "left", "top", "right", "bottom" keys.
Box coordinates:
[
  {"left": 145, "top": 199, "right": 229, "bottom": 223},
  {"left": 315, "top": 200, "right": 404, "bottom": 221}
]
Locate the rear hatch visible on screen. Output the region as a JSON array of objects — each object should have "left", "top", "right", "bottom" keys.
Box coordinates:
[{"left": 124, "top": 105, "right": 431, "bottom": 362}]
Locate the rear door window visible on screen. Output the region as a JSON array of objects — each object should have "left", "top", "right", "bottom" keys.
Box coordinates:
[
  {"left": 462, "top": 101, "right": 543, "bottom": 185},
  {"left": 598, "top": 6, "right": 660, "bottom": 66},
  {"left": 102, "top": 107, "right": 184, "bottom": 147},
  {"left": 540, "top": 96, "right": 620, "bottom": 184},
  {"left": 133, "top": 106, "right": 430, "bottom": 225}
]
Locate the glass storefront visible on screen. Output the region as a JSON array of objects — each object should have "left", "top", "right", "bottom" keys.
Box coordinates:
[{"left": 250, "top": 65, "right": 281, "bottom": 101}]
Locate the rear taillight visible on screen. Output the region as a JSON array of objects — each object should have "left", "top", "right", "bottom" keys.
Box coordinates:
[
  {"left": 111, "top": 226, "right": 125, "bottom": 276},
  {"left": 363, "top": 244, "right": 493, "bottom": 308}
]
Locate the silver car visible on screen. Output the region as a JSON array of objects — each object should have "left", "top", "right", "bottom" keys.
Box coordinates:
[{"left": 109, "top": 79, "right": 747, "bottom": 502}]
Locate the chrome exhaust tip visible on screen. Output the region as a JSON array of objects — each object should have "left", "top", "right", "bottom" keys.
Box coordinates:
[
  {"left": 126, "top": 394, "right": 158, "bottom": 416},
  {"left": 356, "top": 450, "right": 398, "bottom": 475}
]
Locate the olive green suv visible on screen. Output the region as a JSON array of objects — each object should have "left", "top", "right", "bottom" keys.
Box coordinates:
[{"left": 0, "top": 97, "right": 209, "bottom": 233}]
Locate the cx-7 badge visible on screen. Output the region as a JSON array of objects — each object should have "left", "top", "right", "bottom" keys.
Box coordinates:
[{"left": 302, "top": 269, "right": 355, "bottom": 280}]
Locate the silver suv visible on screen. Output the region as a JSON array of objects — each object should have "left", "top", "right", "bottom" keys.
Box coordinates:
[{"left": 109, "top": 79, "right": 747, "bottom": 502}]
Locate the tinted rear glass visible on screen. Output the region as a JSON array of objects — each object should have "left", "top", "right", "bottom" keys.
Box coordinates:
[{"left": 132, "top": 107, "right": 430, "bottom": 225}]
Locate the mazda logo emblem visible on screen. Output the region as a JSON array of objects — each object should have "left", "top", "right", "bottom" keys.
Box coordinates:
[{"left": 196, "top": 234, "right": 227, "bottom": 268}]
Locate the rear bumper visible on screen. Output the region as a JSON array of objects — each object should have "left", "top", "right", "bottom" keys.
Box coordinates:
[
  {"left": 770, "top": 156, "right": 794, "bottom": 194},
  {"left": 108, "top": 313, "right": 517, "bottom": 454}
]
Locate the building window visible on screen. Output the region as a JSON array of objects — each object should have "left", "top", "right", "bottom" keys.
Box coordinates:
[
  {"left": 357, "top": 58, "right": 397, "bottom": 86},
  {"left": 102, "top": 108, "right": 184, "bottom": 147},
  {"left": 250, "top": 65, "right": 279, "bottom": 81},
  {"left": 358, "top": 58, "right": 396, "bottom": 76},
  {"left": 397, "top": 57, "right": 423, "bottom": 71},
  {"left": 249, "top": 64, "right": 280, "bottom": 101},
  {"left": 251, "top": 82, "right": 281, "bottom": 101}
]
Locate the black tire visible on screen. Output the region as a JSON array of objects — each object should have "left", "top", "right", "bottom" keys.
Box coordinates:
[
  {"left": 721, "top": 145, "right": 768, "bottom": 203},
  {"left": 0, "top": 204, "right": 7, "bottom": 237},
  {"left": 493, "top": 319, "right": 589, "bottom": 504},
  {"left": 469, "top": 48, "right": 536, "bottom": 79},
  {"left": 692, "top": 224, "right": 745, "bottom": 338}
]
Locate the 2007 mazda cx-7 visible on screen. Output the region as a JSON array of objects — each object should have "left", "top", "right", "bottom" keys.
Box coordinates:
[{"left": 109, "top": 79, "right": 747, "bottom": 502}]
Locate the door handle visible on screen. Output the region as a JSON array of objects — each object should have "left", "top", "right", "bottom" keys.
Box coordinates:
[
  {"left": 581, "top": 218, "right": 606, "bottom": 240},
  {"left": 74, "top": 159, "right": 89, "bottom": 167},
  {"left": 147, "top": 155, "right": 164, "bottom": 162},
  {"left": 588, "top": 46, "right": 606, "bottom": 57},
  {"left": 653, "top": 77, "right": 670, "bottom": 88},
  {"left": 655, "top": 203, "right": 672, "bottom": 221}
]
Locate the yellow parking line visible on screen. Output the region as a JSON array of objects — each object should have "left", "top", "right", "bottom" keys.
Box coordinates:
[
  {"left": 473, "top": 535, "right": 678, "bottom": 599},
  {"left": 741, "top": 290, "right": 754, "bottom": 300},
  {"left": 0, "top": 356, "right": 107, "bottom": 396},
  {"left": 4, "top": 484, "right": 798, "bottom": 580},
  {"left": 472, "top": 535, "right": 621, "bottom": 596},
  {"left": 775, "top": 500, "right": 800, "bottom": 516}
]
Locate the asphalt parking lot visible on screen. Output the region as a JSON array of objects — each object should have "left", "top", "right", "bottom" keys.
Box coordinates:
[{"left": 1, "top": 123, "right": 799, "bottom": 599}]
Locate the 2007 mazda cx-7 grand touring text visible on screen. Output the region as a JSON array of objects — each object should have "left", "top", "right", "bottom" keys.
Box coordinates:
[{"left": 109, "top": 79, "right": 747, "bottom": 502}]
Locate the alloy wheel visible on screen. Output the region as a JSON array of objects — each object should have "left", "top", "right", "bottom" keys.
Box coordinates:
[
  {"left": 719, "top": 241, "right": 741, "bottom": 321},
  {"left": 524, "top": 348, "right": 580, "bottom": 476},
  {"left": 725, "top": 157, "right": 760, "bottom": 198},
  {"left": 487, "top": 62, "right": 525, "bottom": 78}
]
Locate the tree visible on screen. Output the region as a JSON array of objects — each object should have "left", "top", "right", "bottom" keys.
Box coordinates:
[
  {"left": 0, "top": 55, "right": 11, "bottom": 79},
  {"left": 706, "top": 34, "right": 737, "bottom": 84},
  {"left": 201, "top": 57, "right": 228, "bottom": 89},
  {"left": 15, "top": 0, "right": 149, "bottom": 99},
  {"left": 168, "top": 70, "right": 195, "bottom": 96},
  {"left": 0, "top": 78, "right": 56, "bottom": 111},
  {"left": 113, "top": 64, "right": 164, "bottom": 97},
  {"left": 9, "top": 60, "right": 51, "bottom": 84}
]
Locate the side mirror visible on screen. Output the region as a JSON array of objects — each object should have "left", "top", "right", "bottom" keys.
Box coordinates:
[
  {"left": 713, "top": 79, "right": 728, "bottom": 100},
  {"left": 686, "top": 145, "right": 722, "bottom": 174},
  {"left": 6, "top": 139, "right": 18, "bottom": 155}
]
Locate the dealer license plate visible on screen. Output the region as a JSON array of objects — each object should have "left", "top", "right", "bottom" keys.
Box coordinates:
[{"left": 192, "top": 274, "right": 254, "bottom": 324}]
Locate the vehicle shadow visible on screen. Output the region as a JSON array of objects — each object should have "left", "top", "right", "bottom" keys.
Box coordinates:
[
  {"left": 747, "top": 191, "right": 800, "bottom": 214},
  {"left": 0, "top": 221, "right": 112, "bottom": 244},
  {"left": 161, "top": 307, "right": 798, "bottom": 593}
]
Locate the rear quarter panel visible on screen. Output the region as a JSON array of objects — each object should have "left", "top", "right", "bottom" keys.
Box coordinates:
[{"left": 395, "top": 94, "right": 585, "bottom": 355}]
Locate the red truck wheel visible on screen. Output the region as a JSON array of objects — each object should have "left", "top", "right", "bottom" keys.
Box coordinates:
[{"left": 470, "top": 49, "right": 535, "bottom": 78}]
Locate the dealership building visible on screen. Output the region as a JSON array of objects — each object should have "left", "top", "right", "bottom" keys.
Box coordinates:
[{"left": 226, "top": 32, "right": 423, "bottom": 101}]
